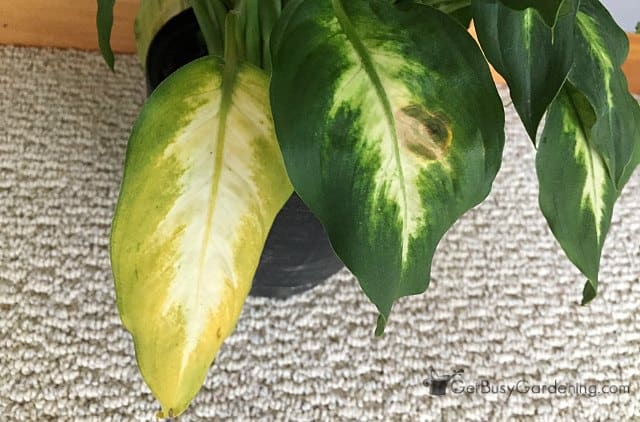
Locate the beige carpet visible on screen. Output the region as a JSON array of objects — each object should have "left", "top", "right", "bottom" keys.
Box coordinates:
[{"left": 1, "top": 45, "right": 639, "bottom": 421}]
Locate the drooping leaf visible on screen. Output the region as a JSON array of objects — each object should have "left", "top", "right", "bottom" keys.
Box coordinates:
[
  {"left": 472, "top": 0, "right": 578, "bottom": 141},
  {"left": 110, "top": 57, "right": 292, "bottom": 417},
  {"left": 97, "top": 0, "right": 116, "bottom": 70},
  {"left": 567, "top": 0, "right": 640, "bottom": 189},
  {"left": 134, "top": 0, "right": 190, "bottom": 68},
  {"left": 536, "top": 0, "right": 640, "bottom": 305},
  {"left": 270, "top": 0, "right": 504, "bottom": 334},
  {"left": 498, "top": 0, "right": 565, "bottom": 27},
  {"left": 536, "top": 84, "right": 616, "bottom": 305}
]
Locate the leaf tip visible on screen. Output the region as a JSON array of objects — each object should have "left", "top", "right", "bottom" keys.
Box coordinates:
[
  {"left": 581, "top": 279, "right": 598, "bottom": 305},
  {"left": 105, "top": 55, "right": 115, "bottom": 72},
  {"left": 374, "top": 314, "right": 387, "bottom": 337}
]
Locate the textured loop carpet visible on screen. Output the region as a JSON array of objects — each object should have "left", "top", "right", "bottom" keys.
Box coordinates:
[{"left": 1, "top": 45, "right": 639, "bottom": 421}]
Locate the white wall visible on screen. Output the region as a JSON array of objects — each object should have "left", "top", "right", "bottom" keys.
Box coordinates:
[{"left": 600, "top": 0, "right": 639, "bottom": 32}]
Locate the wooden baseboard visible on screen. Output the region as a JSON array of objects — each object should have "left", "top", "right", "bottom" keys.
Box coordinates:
[
  {"left": 622, "top": 34, "right": 640, "bottom": 94},
  {"left": 0, "top": 0, "right": 139, "bottom": 53},
  {"left": 0, "top": 1, "right": 638, "bottom": 93}
]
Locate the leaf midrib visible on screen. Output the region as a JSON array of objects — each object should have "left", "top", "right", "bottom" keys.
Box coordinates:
[
  {"left": 564, "top": 87, "right": 603, "bottom": 244},
  {"left": 194, "top": 63, "right": 237, "bottom": 341},
  {"left": 330, "top": 0, "right": 410, "bottom": 258}
]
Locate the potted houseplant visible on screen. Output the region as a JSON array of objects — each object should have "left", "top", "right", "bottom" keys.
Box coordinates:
[{"left": 98, "top": 0, "right": 640, "bottom": 417}]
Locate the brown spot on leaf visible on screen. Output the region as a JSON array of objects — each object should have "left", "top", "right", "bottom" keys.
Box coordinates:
[{"left": 395, "top": 105, "right": 452, "bottom": 161}]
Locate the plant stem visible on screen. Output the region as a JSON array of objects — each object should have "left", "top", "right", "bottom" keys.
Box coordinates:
[
  {"left": 190, "top": 0, "right": 284, "bottom": 72},
  {"left": 224, "top": 11, "right": 240, "bottom": 69},
  {"left": 190, "top": 0, "right": 227, "bottom": 57},
  {"left": 259, "top": 0, "right": 281, "bottom": 74},
  {"left": 244, "top": 0, "right": 262, "bottom": 67}
]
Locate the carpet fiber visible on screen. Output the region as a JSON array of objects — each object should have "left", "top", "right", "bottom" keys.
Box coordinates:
[{"left": 1, "top": 45, "right": 639, "bottom": 421}]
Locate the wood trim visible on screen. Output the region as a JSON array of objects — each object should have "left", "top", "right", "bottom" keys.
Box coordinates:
[
  {"left": 0, "top": 1, "right": 638, "bottom": 93},
  {"left": 0, "top": 0, "right": 139, "bottom": 53},
  {"left": 623, "top": 34, "right": 640, "bottom": 94}
]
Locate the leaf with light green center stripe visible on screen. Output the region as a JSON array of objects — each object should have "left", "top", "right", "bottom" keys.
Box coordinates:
[
  {"left": 472, "top": 0, "right": 578, "bottom": 142},
  {"left": 497, "top": 0, "right": 565, "bottom": 27},
  {"left": 537, "top": 84, "right": 617, "bottom": 305},
  {"left": 110, "top": 57, "right": 292, "bottom": 417},
  {"left": 536, "top": 0, "right": 640, "bottom": 304},
  {"left": 270, "top": 0, "right": 504, "bottom": 334},
  {"left": 567, "top": 0, "right": 640, "bottom": 190}
]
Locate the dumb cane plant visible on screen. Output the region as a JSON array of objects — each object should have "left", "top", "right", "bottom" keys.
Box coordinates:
[{"left": 98, "top": 0, "right": 640, "bottom": 417}]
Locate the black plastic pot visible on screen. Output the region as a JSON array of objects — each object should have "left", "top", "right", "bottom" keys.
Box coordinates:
[{"left": 145, "top": 8, "right": 344, "bottom": 298}]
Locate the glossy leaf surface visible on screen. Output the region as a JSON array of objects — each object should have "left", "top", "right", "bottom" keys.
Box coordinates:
[
  {"left": 473, "top": 0, "right": 578, "bottom": 141},
  {"left": 537, "top": 0, "right": 640, "bottom": 304},
  {"left": 270, "top": 0, "right": 504, "bottom": 333},
  {"left": 499, "top": 0, "right": 564, "bottom": 27},
  {"left": 567, "top": 0, "right": 640, "bottom": 189},
  {"left": 537, "top": 85, "right": 616, "bottom": 305}
]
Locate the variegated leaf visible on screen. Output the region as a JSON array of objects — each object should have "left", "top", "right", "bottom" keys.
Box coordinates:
[
  {"left": 270, "top": 0, "right": 504, "bottom": 334},
  {"left": 472, "top": 0, "right": 578, "bottom": 141},
  {"left": 567, "top": 0, "right": 640, "bottom": 189},
  {"left": 537, "top": 84, "right": 616, "bottom": 305},
  {"left": 110, "top": 57, "right": 292, "bottom": 417},
  {"left": 498, "top": 0, "right": 565, "bottom": 27},
  {"left": 536, "top": 0, "right": 640, "bottom": 304}
]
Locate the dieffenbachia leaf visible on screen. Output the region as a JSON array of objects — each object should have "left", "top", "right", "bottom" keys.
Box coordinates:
[
  {"left": 497, "top": 0, "right": 565, "bottom": 27},
  {"left": 536, "top": 84, "right": 616, "bottom": 305},
  {"left": 270, "top": 0, "right": 504, "bottom": 334},
  {"left": 415, "top": 0, "right": 472, "bottom": 27},
  {"left": 567, "top": 0, "right": 640, "bottom": 189},
  {"left": 97, "top": 0, "right": 116, "bottom": 70},
  {"left": 110, "top": 57, "right": 292, "bottom": 417},
  {"left": 537, "top": 0, "right": 640, "bottom": 305},
  {"left": 472, "top": 0, "right": 578, "bottom": 141}
]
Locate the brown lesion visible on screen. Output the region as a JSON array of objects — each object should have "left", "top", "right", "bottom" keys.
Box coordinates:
[{"left": 395, "top": 105, "right": 452, "bottom": 161}]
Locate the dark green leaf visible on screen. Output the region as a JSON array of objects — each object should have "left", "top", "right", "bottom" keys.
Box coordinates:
[
  {"left": 582, "top": 280, "right": 597, "bottom": 305},
  {"left": 567, "top": 0, "right": 640, "bottom": 190},
  {"left": 473, "top": 0, "right": 578, "bottom": 141},
  {"left": 537, "top": 84, "right": 616, "bottom": 305},
  {"left": 97, "top": 0, "right": 116, "bottom": 70},
  {"left": 270, "top": 0, "right": 504, "bottom": 333},
  {"left": 450, "top": 6, "right": 472, "bottom": 27},
  {"left": 536, "top": 0, "right": 640, "bottom": 304},
  {"left": 498, "top": 0, "right": 564, "bottom": 27},
  {"left": 415, "top": 0, "right": 472, "bottom": 27}
]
